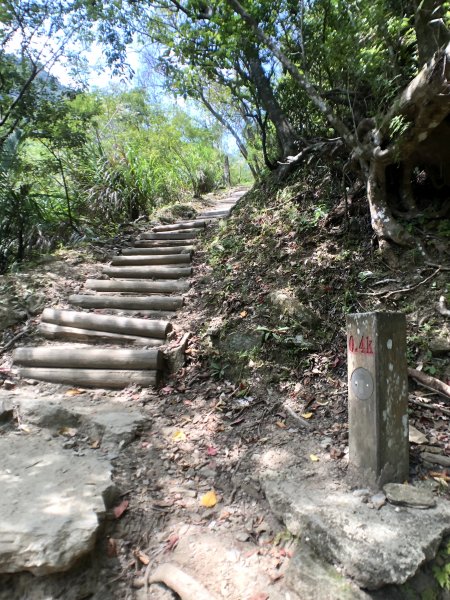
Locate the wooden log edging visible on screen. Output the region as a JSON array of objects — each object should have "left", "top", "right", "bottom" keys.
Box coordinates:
[
  {"left": 69, "top": 294, "right": 183, "bottom": 311},
  {"left": 18, "top": 367, "right": 158, "bottom": 388},
  {"left": 111, "top": 254, "right": 191, "bottom": 266},
  {"left": 103, "top": 266, "right": 192, "bottom": 279},
  {"left": 140, "top": 230, "right": 199, "bottom": 240},
  {"left": 39, "top": 323, "right": 165, "bottom": 346},
  {"left": 14, "top": 346, "right": 164, "bottom": 370},
  {"left": 122, "top": 246, "right": 193, "bottom": 256},
  {"left": 152, "top": 220, "right": 206, "bottom": 232},
  {"left": 41, "top": 308, "right": 172, "bottom": 339},
  {"left": 135, "top": 239, "right": 196, "bottom": 248},
  {"left": 85, "top": 279, "right": 190, "bottom": 294}
]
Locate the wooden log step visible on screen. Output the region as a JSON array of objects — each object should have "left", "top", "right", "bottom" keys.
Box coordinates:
[
  {"left": 17, "top": 367, "right": 158, "bottom": 389},
  {"left": 152, "top": 220, "right": 206, "bottom": 232},
  {"left": 94, "top": 309, "right": 175, "bottom": 318},
  {"left": 39, "top": 323, "right": 164, "bottom": 346},
  {"left": 85, "top": 279, "right": 189, "bottom": 294},
  {"left": 122, "top": 246, "right": 193, "bottom": 256},
  {"left": 135, "top": 239, "right": 196, "bottom": 248},
  {"left": 111, "top": 254, "right": 191, "bottom": 267},
  {"left": 103, "top": 266, "right": 192, "bottom": 279},
  {"left": 199, "top": 210, "right": 230, "bottom": 218},
  {"left": 69, "top": 294, "right": 183, "bottom": 311},
  {"left": 140, "top": 230, "right": 199, "bottom": 240},
  {"left": 14, "top": 347, "right": 164, "bottom": 370},
  {"left": 41, "top": 308, "right": 172, "bottom": 339}
]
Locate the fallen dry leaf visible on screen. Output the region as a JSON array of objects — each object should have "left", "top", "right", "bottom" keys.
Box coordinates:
[
  {"left": 276, "top": 421, "right": 287, "bottom": 429},
  {"left": 106, "top": 538, "right": 118, "bottom": 558},
  {"left": 113, "top": 499, "right": 129, "bottom": 519},
  {"left": 164, "top": 533, "right": 179, "bottom": 552},
  {"left": 59, "top": 427, "right": 78, "bottom": 438},
  {"left": 330, "top": 447, "right": 344, "bottom": 459},
  {"left": 200, "top": 490, "right": 218, "bottom": 507},
  {"left": 240, "top": 310, "right": 248, "bottom": 318},
  {"left": 91, "top": 440, "right": 101, "bottom": 449},
  {"left": 301, "top": 412, "right": 314, "bottom": 419},
  {"left": 134, "top": 550, "right": 150, "bottom": 565}
]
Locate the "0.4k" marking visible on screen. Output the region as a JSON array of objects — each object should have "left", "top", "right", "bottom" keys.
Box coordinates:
[{"left": 348, "top": 335, "right": 374, "bottom": 354}]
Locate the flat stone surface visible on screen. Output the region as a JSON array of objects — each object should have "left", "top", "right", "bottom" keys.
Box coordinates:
[
  {"left": 285, "top": 540, "right": 370, "bottom": 600},
  {"left": 260, "top": 463, "right": 450, "bottom": 590},
  {"left": 383, "top": 483, "right": 436, "bottom": 508},
  {"left": 0, "top": 434, "right": 114, "bottom": 575},
  {"left": 13, "top": 395, "right": 149, "bottom": 446}
]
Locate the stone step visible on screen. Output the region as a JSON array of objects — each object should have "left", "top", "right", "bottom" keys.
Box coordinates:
[
  {"left": 85, "top": 278, "right": 189, "bottom": 294},
  {"left": 17, "top": 367, "right": 159, "bottom": 389},
  {"left": 41, "top": 308, "right": 171, "bottom": 339},
  {"left": 69, "top": 294, "right": 183, "bottom": 311},
  {"left": 103, "top": 266, "right": 192, "bottom": 279},
  {"left": 122, "top": 246, "right": 193, "bottom": 256},
  {"left": 13, "top": 346, "right": 164, "bottom": 370},
  {"left": 39, "top": 323, "right": 165, "bottom": 346},
  {"left": 111, "top": 254, "right": 191, "bottom": 267},
  {"left": 152, "top": 220, "right": 206, "bottom": 232},
  {"left": 140, "top": 229, "right": 200, "bottom": 240}
]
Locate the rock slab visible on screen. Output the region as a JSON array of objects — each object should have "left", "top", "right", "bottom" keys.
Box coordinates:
[
  {"left": 0, "top": 434, "right": 115, "bottom": 575},
  {"left": 260, "top": 465, "right": 450, "bottom": 590}
]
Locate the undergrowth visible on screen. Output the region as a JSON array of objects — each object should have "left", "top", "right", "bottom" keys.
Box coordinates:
[{"left": 201, "top": 165, "right": 449, "bottom": 387}]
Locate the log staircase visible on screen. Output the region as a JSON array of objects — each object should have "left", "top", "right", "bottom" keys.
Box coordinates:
[{"left": 12, "top": 191, "right": 245, "bottom": 389}]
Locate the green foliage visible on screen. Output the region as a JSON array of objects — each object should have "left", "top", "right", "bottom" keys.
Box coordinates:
[
  {"left": 433, "top": 539, "right": 450, "bottom": 591},
  {"left": 0, "top": 80, "right": 227, "bottom": 269}
]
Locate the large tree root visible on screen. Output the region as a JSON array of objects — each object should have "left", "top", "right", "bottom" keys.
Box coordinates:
[{"left": 134, "top": 562, "right": 220, "bottom": 600}]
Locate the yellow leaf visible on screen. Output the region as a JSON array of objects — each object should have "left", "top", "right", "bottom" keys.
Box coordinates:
[
  {"left": 172, "top": 429, "right": 186, "bottom": 442},
  {"left": 65, "top": 388, "right": 86, "bottom": 396},
  {"left": 301, "top": 412, "right": 314, "bottom": 419},
  {"left": 276, "top": 420, "right": 287, "bottom": 429},
  {"left": 309, "top": 454, "right": 320, "bottom": 462},
  {"left": 200, "top": 490, "right": 217, "bottom": 507}
]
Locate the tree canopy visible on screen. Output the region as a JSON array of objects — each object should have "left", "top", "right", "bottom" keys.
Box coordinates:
[{"left": 0, "top": 0, "right": 449, "bottom": 267}]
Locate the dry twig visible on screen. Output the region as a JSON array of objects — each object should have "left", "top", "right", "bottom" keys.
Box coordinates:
[
  {"left": 409, "top": 397, "right": 450, "bottom": 417},
  {"left": 359, "top": 268, "right": 440, "bottom": 298},
  {"left": 284, "top": 404, "right": 312, "bottom": 428},
  {"left": 0, "top": 324, "right": 32, "bottom": 355},
  {"left": 408, "top": 368, "right": 450, "bottom": 400}
]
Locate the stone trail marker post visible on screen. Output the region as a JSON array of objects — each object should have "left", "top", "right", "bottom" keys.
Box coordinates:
[{"left": 347, "top": 312, "right": 409, "bottom": 488}]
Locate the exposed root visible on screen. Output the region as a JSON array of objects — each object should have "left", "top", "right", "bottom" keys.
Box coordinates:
[{"left": 135, "top": 562, "right": 220, "bottom": 600}]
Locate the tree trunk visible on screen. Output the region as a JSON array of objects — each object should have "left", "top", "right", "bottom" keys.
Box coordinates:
[
  {"left": 245, "top": 46, "right": 298, "bottom": 158},
  {"left": 197, "top": 90, "right": 259, "bottom": 179},
  {"left": 224, "top": 155, "right": 231, "bottom": 186}
]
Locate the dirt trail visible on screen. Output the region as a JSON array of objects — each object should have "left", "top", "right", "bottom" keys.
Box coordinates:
[
  {"left": 0, "top": 188, "right": 302, "bottom": 600},
  {"left": 1, "top": 186, "right": 449, "bottom": 600}
]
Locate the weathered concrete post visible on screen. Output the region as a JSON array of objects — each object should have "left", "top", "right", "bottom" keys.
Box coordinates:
[{"left": 347, "top": 312, "right": 409, "bottom": 488}]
